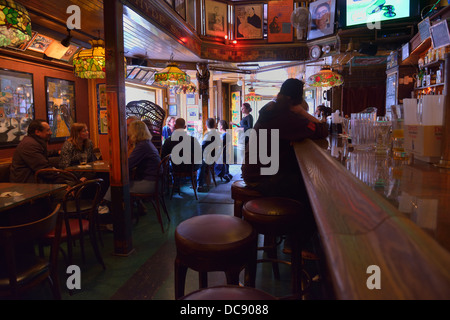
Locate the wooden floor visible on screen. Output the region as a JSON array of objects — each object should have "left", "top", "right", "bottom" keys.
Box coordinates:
[{"left": 22, "top": 165, "right": 331, "bottom": 300}]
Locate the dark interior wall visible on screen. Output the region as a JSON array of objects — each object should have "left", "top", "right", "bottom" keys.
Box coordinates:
[
  {"left": 341, "top": 65, "right": 387, "bottom": 116},
  {"left": 0, "top": 56, "right": 89, "bottom": 160}
]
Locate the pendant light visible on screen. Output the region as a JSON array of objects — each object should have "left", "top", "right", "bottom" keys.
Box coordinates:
[
  {"left": 307, "top": 65, "right": 343, "bottom": 88},
  {"left": 72, "top": 39, "right": 105, "bottom": 79},
  {"left": 0, "top": 0, "right": 32, "bottom": 48},
  {"left": 153, "top": 53, "right": 190, "bottom": 87},
  {"left": 245, "top": 86, "right": 262, "bottom": 102}
]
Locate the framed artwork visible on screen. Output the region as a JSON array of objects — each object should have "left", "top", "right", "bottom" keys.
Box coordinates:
[
  {"left": 267, "top": 0, "right": 293, "bottom": 43},
  {"left": 28, "top": 34, "right": 54, "bottom": 53},
  {"left": 168, "top": 104, "right": 177, "bottom": 116},
  {"left": 430, "top": 20, "right": 450, "bottom": 50},
  {"left": 142, "top": 71, "right": 154, "bottom": 84},
  {"left": 60, "top": 44, "right": 80, "bottom": 62},
  {"left": 307, "top": 0, "right": 336, "bottom": 40},
  {"left": 235, "top": 3, "right": 264, "bottom": 40},
  {"left": 0, "top": 69, "right": 34, "bottom": 148},
  {"left": 45, "top": 77, "right": 76, "bottom": 141},
  {"left": 186, "top": 105, "right": 198, "bottom": 122},
  {"left": 175, "top": 0, "right": 186, "bottom": 20},
  {"left": 97, "top": 83, "right": 108, "bottom": 135},
  {"left": 145, "top": 72, "right": 155, "bottom": 85},
  {"left": 135, "top": 69, "right": 148, "bottom": 81},
  {"left": 186, "top": 93, "right": 196, "bottom": 105},
  {"left": 7, "top": 31, "right": 37, "bottom": 51},
  {"left": 205, "top": 0, "right": 227, "bottom": 38},
  {"left": 127, "top": 67, "right": 140, "bottom": 80},
  {"left": 186, "top": 0, "right": 196, "bottom": 29}
]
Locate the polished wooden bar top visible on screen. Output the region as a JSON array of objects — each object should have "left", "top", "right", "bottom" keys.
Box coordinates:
[
  {"left": 0, "top": 182, "right": 66, "bottom": 212},
  {"left": 293, "top": 138, "right": 450, "bottom": 299},
  {"left": 65, "top": 161, "right": 110, "bottom": 173}
]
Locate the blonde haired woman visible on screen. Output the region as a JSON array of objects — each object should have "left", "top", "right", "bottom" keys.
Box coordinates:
[
  {"left": 104, "top": 120, "right": 161, "bottom": 201},
  {"left": 59, "top": 123, "right": 95, "bottom": 169}
]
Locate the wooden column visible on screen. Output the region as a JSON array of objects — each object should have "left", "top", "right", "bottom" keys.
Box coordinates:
[
  {"left": 196, "top": 63, "right": 210, "bottom": 131},
  {"left": 104, "top": 0, "right": 133, "bottom": 255}
]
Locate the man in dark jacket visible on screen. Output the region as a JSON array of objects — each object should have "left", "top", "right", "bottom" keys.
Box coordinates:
[
  {"left": 10, "top": 119, "right": 60, "bottom": 183},
  {"left": 242, "top": 78, "right": 328, "bottom": 204}
]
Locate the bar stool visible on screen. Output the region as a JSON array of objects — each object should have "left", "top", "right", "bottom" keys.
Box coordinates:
[
  {"left": 231, "top": 180, "right": 263, "bottom": 218},
  {"left": 180, "top": 285, "right": 276, "bottom": 300},
  {"left": 242, "top": 197, "right": 314, "bottom": 298},
  {"left": 174, "top": 214, "right": 257, "bottom": 299}
]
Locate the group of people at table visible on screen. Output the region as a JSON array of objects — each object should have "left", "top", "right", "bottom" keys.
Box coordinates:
[{"left": 8, "top": 79, "right": 328, "bottom": 219}]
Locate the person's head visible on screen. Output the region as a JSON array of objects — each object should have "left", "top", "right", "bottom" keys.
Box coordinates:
[
  {"left": 218, "top": 120, "right": 228, "bottom": 131},
  {"left": 174, "top": 118, "right": 186, "bottom": 130},
  {"left": 28, "top": 119, "right": 51, "bottom": 141},
  {"left": 166, "top": 116, "right": 176, "bottom": 129},
  {"left": 206, "top": 118, "right": 216, "bottom": 130},
  {"left": 278, "top": 78, "right": 304, "bottom": 107},
  {"left": 127, "top": 120, "right": 152, "bottom": 144},
  {"left": 69, "top": 123, "right": 89, "bottom": 149},
  {"left": 313, "top": 3, "right": 330, "bottom": 30},
  {"left": 241, "top": 103, "right": 252, "bottom": 115},
  {"left": 126, "top": 116, "right": 140, "bottom": 129}
]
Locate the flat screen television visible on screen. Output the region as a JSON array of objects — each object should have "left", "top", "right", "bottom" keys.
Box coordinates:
[{"left": 338, "top": 0, "right": 420, "bottom": 29}]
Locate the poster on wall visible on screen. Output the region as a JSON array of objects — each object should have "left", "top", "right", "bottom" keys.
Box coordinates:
[
  {"left": 268, "top": 0, "right": 294, "bottom": 43},
  {"left": 231, "top": 91, "right": 241, "bottom": 147},
  {"left": 97, "top": 83, "right": 107, "bottom": 134},
  {"left": 187, "top": 105, "right": 198, "bottom": 122},
  {"left": 307, "top": 0, "right": 336, "bottom": 40},
  {"left": 235, "top": 3, "right": 264, "bottom": 40},
  {"left": 205, "top": 0, "right": 227, "bottom": 38}
]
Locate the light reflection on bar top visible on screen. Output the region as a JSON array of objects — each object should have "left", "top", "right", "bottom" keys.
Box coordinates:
[{"left": 326, "top": 136, "right": 450, "bottom": 252}]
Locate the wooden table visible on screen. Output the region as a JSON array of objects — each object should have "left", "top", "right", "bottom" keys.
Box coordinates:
[
  {"left": 65, "top": 161, "right": 110, "bottom": 173},
  {"left": 0, "top": 182, "right": 66, "bottom": 212},
  {"left": 293, "top": 137, "right": 450, "bottom": 300}
]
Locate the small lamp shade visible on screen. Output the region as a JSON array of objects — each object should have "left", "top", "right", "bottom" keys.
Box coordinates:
[
  {"left": 307, "top": 66, "right": 343, "bottom": 88},
  {"left": 72, "top": 39, "right": 105, "bottom": 79},
  {"left": 0, "top": 0, "right": 32, "bottom": 48}
]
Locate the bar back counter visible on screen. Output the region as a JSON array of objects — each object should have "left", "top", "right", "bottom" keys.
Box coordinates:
[{"left": 293, "top": 138, "right": 450, "bottom": 299}]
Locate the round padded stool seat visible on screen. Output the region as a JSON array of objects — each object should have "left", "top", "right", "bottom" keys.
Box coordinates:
[
  {"left": 231, "top": 180, "right": 263, "bottom": 218},
  {"left": 242, "top": 197, "right": 312, "bottom": 239},
  {"left": 175, "top": 214, "right": 257, "bottom": 299},
  {"left": 181, "top": 285, "right": 276, "bottom": 300}
]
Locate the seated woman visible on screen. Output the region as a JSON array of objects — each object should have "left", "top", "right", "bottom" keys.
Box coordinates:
[
  {"left": 214, "top": 120, "right": 232, "bottom": 182},
  {"left": 59, "top": 123, "right": 95, "bottom": 181},
  {"left": 104, "top": 120, "right": 161, "bottom": 201}
]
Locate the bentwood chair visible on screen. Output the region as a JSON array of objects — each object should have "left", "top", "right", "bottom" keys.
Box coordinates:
[
  {"left": 130, "top": 155, "right": 171, "bottom": 232},
  {"left": 39, "top": 179, "right": 106, "bottom": 270},
  {"left": 0, "top": 203, "right": 62, "bottom": 299},
  {"left": 169, "top": 156, "right": 199, "bottom": 200},
  {"left": 35, "top": 168, "right": 79, "bottom": 186}
]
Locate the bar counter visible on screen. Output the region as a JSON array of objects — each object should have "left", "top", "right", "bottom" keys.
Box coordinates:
[{"left": 293, "top": 137, "right": 450, "bottom": 299}]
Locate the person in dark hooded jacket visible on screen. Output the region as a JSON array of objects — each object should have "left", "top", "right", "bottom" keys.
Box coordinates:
[{"left": 241, "top": 78, "right": 328, "bottom": 205}]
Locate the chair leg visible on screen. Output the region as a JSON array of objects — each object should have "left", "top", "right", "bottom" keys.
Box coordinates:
[
  {"left": 191, "top": 173, "right": 198, "bottom": 200},
  {"left": 150, "top": 199, "right": 164, "bottom": 233},
  {"left": 210, "top": 166, "right": 217, "bottom": 187},
  {"left": 160, "top": 195, "right": 170, "bottom": 221},
  {"left": 174, "top": 258, "right": 188, "bottom": 299},
  {"left": 89, "top": 227, "right": 106, "bottom": 269}
]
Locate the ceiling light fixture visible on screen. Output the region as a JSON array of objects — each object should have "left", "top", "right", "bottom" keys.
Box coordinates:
[
  {"left": 153, "top": 53, "right": 190, "bottom": 87},
  {"left": 307, "top": 65, "right": 343, "bottom": 88},
  {"left": 72, "top": 39, "right": 105, "bottom": 79},
  {"left": 245, "top": 86, "right": 262, "bottom": 101},
  {"left": 0, "top": 0, "right": 32, "bottom": 48}
]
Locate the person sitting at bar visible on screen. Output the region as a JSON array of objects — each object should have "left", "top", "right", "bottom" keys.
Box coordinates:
[
  {"left": 161, "top": 117, "right": 202, "bottom": 191},
  {"left": 214, "top": 120, "right": 232, "bottom": 182},
  {"left": 241, "top": 78, "right": 328, "bottom": 204},
  {"left": 197, "top": 118, "right": 220, "bottom": 192},
  {"left": 10, "top": 119, "right": 66, "bottom": 184},
  {"left": 162, "top": 116, "right": 176, "bottom": 142},
  {"left": 104, "top": 120, "right": 161, "bottom": 201},
  {"left": 59, "top": 123, "right": 95, "bottom": 181}
]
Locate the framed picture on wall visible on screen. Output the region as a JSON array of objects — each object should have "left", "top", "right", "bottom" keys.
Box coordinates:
[
  {"left": 175, "top": 0, "right": 186, "bottom": 20},
  {"left": 28, "top": 34, "right": 54, "bottom": 53},
  {"left": 97, "top": 83, "right": 108, "bottom": 135},
  {"left": 235, "top": 3, "right": 264, "bottom": 40},
  {"left": 307, "top": 0, "right": 336, "bottom": 40},
  {"left": 0, "top": 69, "right": 34, "bottom": 148},
  {"left": 169, "top": 104, "right": 177, "bottom": 116},
  {"left": 205, "top": 0, "right": 227, "bottom": 38},
  {"left": 267, "top": 0, "right": 293, "bottom": 43},
  {"left": 45, "top": 77, "right": 76, "bottom": 141}
]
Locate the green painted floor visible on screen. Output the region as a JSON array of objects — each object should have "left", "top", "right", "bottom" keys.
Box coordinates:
[{"left": 23, "top": 165, "right": 332, "bottom": 300}]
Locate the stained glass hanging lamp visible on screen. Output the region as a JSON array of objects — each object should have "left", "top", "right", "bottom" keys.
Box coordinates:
[
  {"left": 0, "top": 0, "right": 32, "bottom": 48},
  {"left": 153, "top": 53, "right": 190, "bottom": 87},
  {"left": 307, "top": 65, "right": 343, "bottom": 88},
  {"left": 245, "top": 86, "right": 262, "bottom": 102},
  {"left": 72, "top": 39, "right": 105, "bottom": 79}
]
